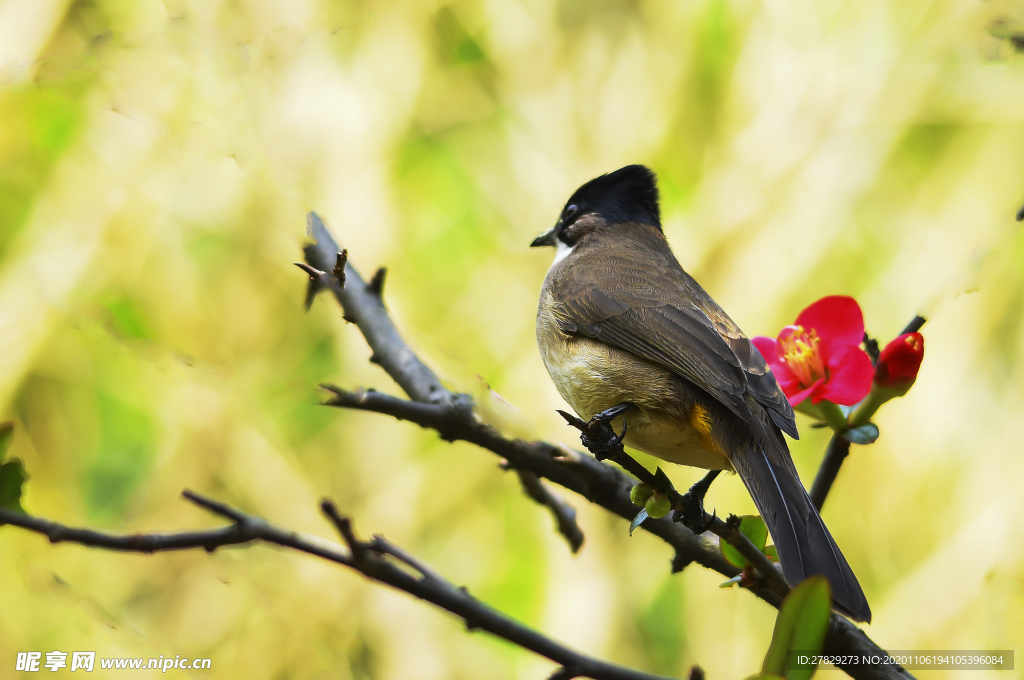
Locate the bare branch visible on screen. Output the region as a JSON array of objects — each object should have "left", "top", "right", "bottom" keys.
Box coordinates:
[
  {"left": 305, "top": 212, "right": 444, "bottom": 403},
  {"left": 0, "top": 506, "right": 254, "bottom": 553},
  {"left": 320, "top": 384, "right": 746, "bottom": 590},
  {"left": 305, "top": 215, "right": 915, "bottom": 680},
  {"left": 305, "top": 213, "right": 587, "bottom": 551},
  {"left": 0, "top": 499, "right": 680, "bottom": 680}
]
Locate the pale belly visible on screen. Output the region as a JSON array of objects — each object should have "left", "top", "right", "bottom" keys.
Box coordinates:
[{"left": 538, "top": 322, "right": 733, "bottom": 472}]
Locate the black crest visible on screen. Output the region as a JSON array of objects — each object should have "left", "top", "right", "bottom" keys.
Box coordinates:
[{"left": 564, "top": 165, "right": 661, "bottom": 230}]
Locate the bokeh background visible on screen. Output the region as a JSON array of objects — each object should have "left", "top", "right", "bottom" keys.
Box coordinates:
[{"left": 2, "top": 0, "right": 1024, "bottom": 678}]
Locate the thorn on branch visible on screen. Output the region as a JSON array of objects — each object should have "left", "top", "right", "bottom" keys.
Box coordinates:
[
  {"left": 321, "top": 499, "right": 367, "bottom": 561},
  {"left": 295, "top": 262, "right": 322, "bottom": 279},
  {"left": 549, "top": 666, "right": 583, "bottom": 680},
  {"left": 862, "top": 332, "right": 880, "bottom": 366},
  {"left": 182, "top": 489, "right": 250, "bottom": 525},
  {"left": 295, "top": 261, "right": 339, "bottom": 311},
  {"left": 368, "top": 266, "right": 387, "bottom": 298},
  {"left": 671, "top": 551, "right": 693, "bottom": 573},
  {"left": 688, "top": 665, "right": 706, "bottom": 680},
  {"left": 368, "top": 534, "right": 446, "bottom": 583}
]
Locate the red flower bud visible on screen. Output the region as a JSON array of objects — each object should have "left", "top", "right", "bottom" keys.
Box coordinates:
[{"left": 874, "top": 333, "right": 924, "bottom": 388}]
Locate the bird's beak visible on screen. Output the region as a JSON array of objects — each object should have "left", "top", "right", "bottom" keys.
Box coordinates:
[{"left": 530, "top": 228, "right": 557, "bottom": 248}]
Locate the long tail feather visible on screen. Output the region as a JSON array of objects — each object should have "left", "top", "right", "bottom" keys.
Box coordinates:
[{"left": 730, "top": 437, "right": 871, "bottom": 623}]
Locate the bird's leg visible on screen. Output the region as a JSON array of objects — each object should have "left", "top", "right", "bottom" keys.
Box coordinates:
[
  {"left": 672, "top": 469, "right": 722, "bottom": 534},
  {"left": 579, "top": 402, "right": 634, "bottom": 461}
]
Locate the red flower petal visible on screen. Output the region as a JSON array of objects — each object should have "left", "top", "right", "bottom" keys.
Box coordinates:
[
  {"left": 788, "top": 378, "right": 826, "bottom": 406},
  {"left": 795, "top": 296, "right": 865, "bottom": 355},
  {"left": 814, "top": 345, "right": 874, "bottom": 405}
]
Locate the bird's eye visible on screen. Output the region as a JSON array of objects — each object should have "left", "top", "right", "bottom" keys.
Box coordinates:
[{"left": 565, "top": 204, "right": 579, "bottom": 220}]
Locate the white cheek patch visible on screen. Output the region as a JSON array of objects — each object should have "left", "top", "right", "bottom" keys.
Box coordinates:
[{"left": 552, "top": 239, "right": 574, "bottom": 266}]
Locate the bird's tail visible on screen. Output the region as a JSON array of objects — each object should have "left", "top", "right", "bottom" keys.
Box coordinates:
[{"left": 730, "top": 435, "right": 871, "bottom": 623}]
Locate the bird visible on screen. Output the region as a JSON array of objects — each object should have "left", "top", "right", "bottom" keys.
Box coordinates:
[{"left": 531, "top": 164, "right": 871, "bottom": 622}]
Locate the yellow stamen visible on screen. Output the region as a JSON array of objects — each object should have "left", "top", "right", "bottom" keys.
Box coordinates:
[{"left": 779, "top": 325, "right": 827, "bottom": 388}]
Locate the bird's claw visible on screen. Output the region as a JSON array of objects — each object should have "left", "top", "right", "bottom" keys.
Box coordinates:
[
  {"left": 579, "top": 403, "right": 634, "bottom": 460},
  {"left": 672, "top": 486, "right": 717, "bottom": 535},
  {"left": 671, "top": 469, "right": 721, "bottom": 534}
]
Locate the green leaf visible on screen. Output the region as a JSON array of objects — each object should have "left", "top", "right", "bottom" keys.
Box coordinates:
[
  {"left": 746, "top": 675, "right": 786, "bottom": 680},
  {"left": 721, "top": 515, "right": 769, "bottom": 569},
  {"left": 0, "top": 459, "right": 27, "bottom": 515},
  {"left": 629, "top": 509, "right": 649, "bottom": 535},
  {"left": 764, "top": 545, "right": 779, "bottom": 563},
  {"left": 652, "top": 467, "right": 673, "bottom": 494},
  {"left": 762, "top": 575, "right": 831, "bottom": 680},
  {"left": 840, "top": 423, "right": 879, "bottom": 445}
]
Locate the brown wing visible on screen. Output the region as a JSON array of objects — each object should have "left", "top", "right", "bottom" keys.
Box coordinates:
[{"left": 550, "top": 234, "right": 798, "bottom": 439}]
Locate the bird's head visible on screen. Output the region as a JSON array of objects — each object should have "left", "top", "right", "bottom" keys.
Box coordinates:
[{"left": 530, "top": 165, "right": 661, "bottom": 254}]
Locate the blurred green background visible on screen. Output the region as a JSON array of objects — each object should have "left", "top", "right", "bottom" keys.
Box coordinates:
[{"left": 2, "top": 0, "right": 1023, "bottom": 678}]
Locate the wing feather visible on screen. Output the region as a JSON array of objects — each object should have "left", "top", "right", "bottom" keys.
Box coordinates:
[{"left": 550, "top": 237, "right": 798, "bottom": 438}]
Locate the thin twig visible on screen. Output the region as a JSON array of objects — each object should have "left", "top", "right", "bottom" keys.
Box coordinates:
[
  {"left": 305, "top": 212, "right": 445, "bottom": 403},
  {"left": 304, "top": 214, "right": 586, "bottom": 553},
  {"left": 0, "top": 504, "right": 255, "bottom": 553},
  {"left": 899, "top": 316, "right": 927, "bottom": 336},
  {"left": 0, "top": 498, "right": 681, "bottom": 680}
]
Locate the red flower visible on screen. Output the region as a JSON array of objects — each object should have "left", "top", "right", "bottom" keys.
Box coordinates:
[
  {"left": 874, "top": 333, "right": 924, "bottom": 388},
  {"left": 752, "top": 296, "right": 874, "bottom": 407}
]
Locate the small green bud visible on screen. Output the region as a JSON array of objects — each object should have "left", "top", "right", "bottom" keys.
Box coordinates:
[
  {"left": 645, "top": 492, "right": 671, "bottom": 518},
  {"left": 630, "top": 483, "right": 655, "bottom": 507}
]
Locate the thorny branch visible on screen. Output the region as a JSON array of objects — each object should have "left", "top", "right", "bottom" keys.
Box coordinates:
[
  {"left": 0, "top": 497, "right": 675, "bottom": 680},
  {"left": 298, "top": 214, "right": 586, "bottom": 554},
  {"left": 303, "top": 213, "right": 913, "bottom": 680}
]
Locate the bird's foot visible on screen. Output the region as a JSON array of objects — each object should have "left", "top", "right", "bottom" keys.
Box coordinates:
[
  {"left": 671, "top": 470, "right": 722, "bottom": 534},
  {"left": 579, "top": 403, "right": 634, "bottom": 461}
]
